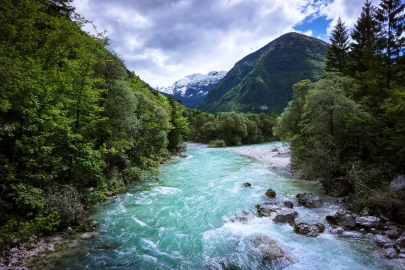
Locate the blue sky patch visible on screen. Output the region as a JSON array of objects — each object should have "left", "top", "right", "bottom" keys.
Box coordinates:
[{"left": 294, "top": 15, "right": 332, "bottom": 42}]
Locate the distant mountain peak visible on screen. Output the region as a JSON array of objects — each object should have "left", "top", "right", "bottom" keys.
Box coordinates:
[
  {"left": 156, "top": 71, "right": 227, "bottom": 108},
  {"left": 196, "top": 33, "right": 328, "bottom": 114}
]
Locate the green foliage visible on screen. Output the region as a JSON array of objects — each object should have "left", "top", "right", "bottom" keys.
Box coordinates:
[
  {"left": 325, "top": 17, "right": 350, "bottom": 73},
  {"left": 0, "top": 212, "right": 59, "bottom": 248},
  {"left": 209, "top": 139, "right": 227, "bottom": 148},
  {"left": 185, "top": 108, "right": 278, "bottom": 146},
  {"left": 0, "top": 0, "right": 189, "bottom": 249},
  {"left": 275, "top": 0, "right": 405, "bottom": 221},
  {"left": 196, "top": 32, "right": 328, "bottom": 114},
  {"left": 167, "top": 96, "right": 189, "bottom": 152},
  {"left": 275, "top": 74, "right": 364, "bottom": 179},
  {"left": 42, "top": 185, "right": 86, "bottom": 224}
]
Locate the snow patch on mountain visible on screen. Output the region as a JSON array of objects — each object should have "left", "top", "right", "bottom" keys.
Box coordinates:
[{"left": 156, "top": 71, "right": 227, "bottom": 108}]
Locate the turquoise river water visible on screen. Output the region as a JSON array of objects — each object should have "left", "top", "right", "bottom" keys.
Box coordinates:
[{"left": 50, "top": 142, "right": 401, "bottom": 269}]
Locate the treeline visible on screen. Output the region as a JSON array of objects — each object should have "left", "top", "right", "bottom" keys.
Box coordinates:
[
  {"left": 275, "top": 0, "right": 405, "bottom": 220},
  {"left": 0, "top": 0, "right": 188, "bottom": 247},
  {"left": 184, "top": 109, "right": 278, "bottom": 147}
]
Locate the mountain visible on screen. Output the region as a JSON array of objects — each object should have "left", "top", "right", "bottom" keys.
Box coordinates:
[
  {"left": 196, "top": 32, "right": 329, "bottom": 114},
  {"left": 157, "top": 71, "right": 227, "bottom": 108}
]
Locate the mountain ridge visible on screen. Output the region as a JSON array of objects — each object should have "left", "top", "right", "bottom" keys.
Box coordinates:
[
  {"left": 156, "top": 71, "right": 227, "bottom": 108},
  {"left": 196, "top": 32, "right": 329, "bottom": 113}
]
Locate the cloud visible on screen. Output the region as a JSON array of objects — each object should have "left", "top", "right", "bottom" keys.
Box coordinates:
[
  {"left": 71, "top": 0, "right": 374, "bottom": 87},
  {"left": 317, "top": 0, "right": 381, "bottom": 35}
]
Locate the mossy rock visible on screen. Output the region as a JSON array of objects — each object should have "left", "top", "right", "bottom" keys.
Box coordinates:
[{"left": 265, "top": 189, "right": 276, "bottom": 197}]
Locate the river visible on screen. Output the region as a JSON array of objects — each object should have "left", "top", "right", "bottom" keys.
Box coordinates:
[{"left": 44, "top": 142, "right": 401, "bottom": 269}]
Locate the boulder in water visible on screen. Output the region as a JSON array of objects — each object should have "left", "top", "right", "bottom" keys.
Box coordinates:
[
  {"left": 256, "top": 203, "right": 282, "bottom": 217},
  {"left": 326, "top": 209, "right": 356, "bottom": 230},
  {"left": 243, "top": 183, "right": 251, "bottom": 187},
  {"left": 294, "top": 222, "right": 325, "bottom": 237},
  {"left": 274, "top": 208, "right": 298, "bottom": 223},
  {"left": 252, "top": 235, "right": 293, "bottom": 263},
  {"left": 283, "top": 201, "right": 293, "bottom": 208},
  {"left": 234, "top": 211, "right": 255, "bottom": 224},
  {"left": 296, "top": 193, "right": 322, "bottom": 208},
  {"left": 374, "top": 234, "right": 393, "bottom": 247},
  {"left": 329, "top": 225, "right": 345, "bottom": 235},
  {"left": 204, "top": 258, "right": 238, "bottom": 270},
  {"left": 356, "top": 216, "right": 382, "bottom": 229},
  {"left": 265, "top": 189, "right": 276, "bottom": 197},
  {"left": 382, "top": 247, "right": 398, "bottom": 259}
]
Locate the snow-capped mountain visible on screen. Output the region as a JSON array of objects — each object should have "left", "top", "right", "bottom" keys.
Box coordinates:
[{"left": 156, "top": 71, "right": 227, "bottom": 108}]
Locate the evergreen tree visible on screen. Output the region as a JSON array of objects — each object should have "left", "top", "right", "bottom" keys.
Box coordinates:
[
  {"left": 376, "top": 0, "right": 405, "bottom": 88},
  {"left": 325, "top": 17, "right": 350, "bottom": 73},
  {"left": 349, "top": 0, "right": 380, "bottom": 76}
]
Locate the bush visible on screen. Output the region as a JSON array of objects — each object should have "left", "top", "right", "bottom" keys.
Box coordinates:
[
  {"left": 42, "top": 185, "right": 86, "bottom": 225},
  {"left": 209, "top": 139, "right": 227, "bottom": 148}
]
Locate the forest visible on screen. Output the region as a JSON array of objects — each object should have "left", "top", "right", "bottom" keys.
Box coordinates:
[
  {"left": 1, "top": 0, "right": 405, "bottom": 256},
  {"left": 275, "top": 0, "right": 405, "bottom": 221},
  {"left": 184, "top": 109, "right": 278, "bottom": 147},
  {"left": 0, "top": 0, "right": 189, "bottom": 248}
]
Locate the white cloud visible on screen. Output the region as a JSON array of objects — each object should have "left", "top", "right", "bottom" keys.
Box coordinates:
[{"left": 71, "top": 0, "right": 374, "bottom": 88}]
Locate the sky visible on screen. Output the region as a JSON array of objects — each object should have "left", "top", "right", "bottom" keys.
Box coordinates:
[{"left": 71, "top": 0, "right": 380, "bottom": 88}]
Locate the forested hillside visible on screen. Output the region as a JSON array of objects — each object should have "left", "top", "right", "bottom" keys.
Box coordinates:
[
  {"left": 275, "top": 0, "right": 405, "bottom": 221},
  {"left": 196, "top": 32, "right": 328, "bottom": 114},
  {"left": 0, "top": 0, "right": 188, "bottom": 248},
  {"left": 184, "top": 109, "right": 278, "bottom": 147}
]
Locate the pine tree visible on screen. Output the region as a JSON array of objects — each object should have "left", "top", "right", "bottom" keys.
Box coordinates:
[
  {"left": 325, "top": 17, "right": 350, "bottom": 73},
  {"left": 349, "top": 0, "right": 381, "bottom": 76},
  {"left": 376, "top": 0, "right": 405, "bottom": 88}
]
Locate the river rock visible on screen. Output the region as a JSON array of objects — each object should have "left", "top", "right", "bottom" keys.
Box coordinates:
[
  {"left": 356, "top": 216, "right": 382, "bottom": 229},
  {"left": 234, "top": 211, "right": 255, "bottom": 224},
  {"left": 390, "top": 174, "right": 405, "bottom": 196},
  {"left": 374, "top": 234, "right": 393, "bottom": 247},
  {"left": 326, "top": 209, "right": 356, "bottom": 230},
  {"left": 294, "top": 222, "right": 325, "bottom": 237},
  {"left": 360, "top": 207, "right": 371, "bottom": 216},
  {"left": 274, "top": 208, "right": 298, "bottom": 223},
  {"left": 265, "top": 189, "right": 276, "bottom": 197},
  {"left": 382, "top": 247, "right": 398, "bottom": 259},
  {"left": 243, "top": 183, "right": 251, "bottom": 187},
  {"left": 386, "top": 227, "right": 401, "bottom": 239},
  {"left": 329, "top": 225, "right": 345, "bottom": 235},
  {"left": 396, "top": 237, "right": 405, "bottom": 248},
  {"left": 204, "top": 258, "right": 238, "bottom": 270},
  {"left": 256, "top": 203, "right": 282, "bottom": 217},
  {"left": 296, "top": 193, "right": 323, "bottom": 208},
  {"left": 252, "top": 235, "right": 292, "bottom": 263},
  {"left": 283, "top": 201, "right": 293, "bottom": 208}
]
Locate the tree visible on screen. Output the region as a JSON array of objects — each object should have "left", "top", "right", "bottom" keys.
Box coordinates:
[
  {"left": 376, "top": 0, "right": 405, "bottom": 88},
  {"left": 325, "top": 17, "right": 350, "bottom": 73},
  {"left": 167, "top": 96, "right": 189, "bottom": 152},
  {"left": 348, "top": 1, "right": 381, "bottom": 76}
]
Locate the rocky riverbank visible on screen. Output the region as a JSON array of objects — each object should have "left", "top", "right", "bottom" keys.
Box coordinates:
[
  {"left": 233, "top": 142, "right": 405, "bottom": 268},
  {"left": 232, "top": 142, "right": 300, "bottom": 177},
  {"left": 0, "top": 231, "right": 98, "bottom": 270}
]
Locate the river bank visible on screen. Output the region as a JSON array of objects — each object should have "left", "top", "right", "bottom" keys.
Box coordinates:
[
  {"left": 232, "top": 142, "right": 405, "bottom": 268},
  {"left": 4, "top": 142, "right": 405, "bottom": 269}
]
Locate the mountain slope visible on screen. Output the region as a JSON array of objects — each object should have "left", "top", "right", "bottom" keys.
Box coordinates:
[
  {"left": 196, "top": 32, "right": 328, "bottom": 113},
  {"left": 157, "top": 71, "right": 227, "bottom": 108}
]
